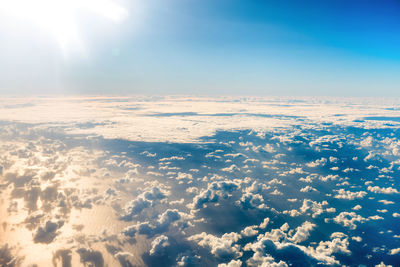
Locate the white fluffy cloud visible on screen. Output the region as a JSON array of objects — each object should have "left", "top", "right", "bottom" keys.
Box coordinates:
[
  {"left": 333, "top": 212, "right": 366, "bottom": 230},
  {"left": 120, "top": 186, "right": 169, "bottom": 221},
  {"left": 300, "top": 186, "right": 317, "bottom": 193},
  {"left": 188, "top": 232, "right": 242, "bottom": 259},
  {"left": 218, "top": 259, "right": 242, "bottom": 267},
  {"left": 188, "top": 180, "right": 239, "bottom": 210},
  {"left": 244, "top": 223, "right": 350, "bottom": 266},
  {"left": 288, "top": 222, "right": 316, "bottom": 244},
  {"left": 149, "top": 235, "right": 170, "bottom": 256},
  {"left": 368, "top": 186, "right": 399, "bottom": 194},
  {"left": 333, "top": 189, "right": 367, "bottom": 200},
  {"left": 122, "top": 209, "right": 189, "bottom": 237},
  {"left": 300, "top": 199, "right": 329, "bottom": 218}
]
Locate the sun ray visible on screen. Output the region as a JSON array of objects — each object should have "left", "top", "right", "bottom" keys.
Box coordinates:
[{"left": 0, "top": 0, "right": 128, "bottom": 55}]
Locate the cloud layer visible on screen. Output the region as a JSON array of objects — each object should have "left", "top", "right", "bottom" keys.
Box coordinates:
[{"left": 1, "top": 96, "right": 400, "bottom": 266}]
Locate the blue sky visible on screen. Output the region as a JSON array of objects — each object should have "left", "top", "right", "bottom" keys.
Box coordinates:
[{"left": 0, "top": 0, "right": 399, "bottom": 95}]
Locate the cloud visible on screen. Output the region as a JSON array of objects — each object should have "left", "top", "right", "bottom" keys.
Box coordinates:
[
  {"left": 176, "top": 253, "right": 201, "bottom": 266},
  {"left": 3, "top": 97, "right": 400, "bottom": 266},
  {"left": 352, "top": 236, "right": 362, "bottom": 242},
  {"left": 218, "top": 259, "right": 242, "bottom": 267},
  {"left": 120, "top": 186, "right": 169, "bottom": 221},
  {"left": 375, "top": 262, "right": 393, "bottom": 267},
  {"left": 389, "top": 248, "right": 400, "bottom": 255},
  {"left": 300, "top": 186, "right": 317, "bottom": 193},
  {"left": 188, "top": 232, "right": 242, "bottom": 259},
  {"left": 114, "top": 252, "right": 134, "bottom": 267},
  {"left": 305, "top": 232, "right": 350, "bottom": 265},
  {"left": 246, "top": 249, "right": 289, "bottom": 267},
  {"left": 120, "top": 197, "right": 151, "bottom": 221},
  {"left": 244, "top": 224, "right": 350, "bottom": 266},
  {"left": 149, "top": 235, "right": 170, "bottom": 256},
  {"left": 282, "top": 209, "right": 302, "bottom": 217},
  {"left": 333, "top": 212, "right": 366, "bottom": 230},
  {"left": 319, "top": 174, "right": 340, "bottom": 182},
  {"left": 76, "top": 248, "right": 104, "bottom": 267},
  {"left": 241, "top": 226, "right": 259, "bottom": 237},
  {"left": 159, "top": 156, "right": 185, "bottom": 161},
  {"left": 122, "top": 209, "right": 189, "bottom": 237},
  {"left": 369, "top": 215, "right": 384, "bottom": 220},
  {"left": 299, "top": 199, "right": 329, "bottom": 218},
  {"left": 52, "top": 249, "right": 72, "bottom": 267},
  {"left": 288, "top": 221, "right": 316, "bottom": 244},
  {"left": 259, "top": 218, "right": 270, "bottom": 229},
  {"left": 141, "top": 151, "right": 156, "bottom": 157},
  {"left": 33, "top": 220, "right": 64, "bottom": 244},
  {"left": 333, "top": 189, "right": 367, "bottom": 200},
  {"left": 0, "top": 244, "right": 23, "bottom": 267},
  {"left": 306, "top": 158, "right": 327, "bottom": 168},
  {"left": 270, "top": 189, "right": 283, "bottom": 196},
  {"left": 368, "top": 186, "right": 399, "bottom": 194},
  {"left": 237, "top": 192, "right": 267, "bottom": 210},
  {"left": 221, "top": 164, "right": 240, "bottom": 173},
  {"left": 188, "top": 180, "right": 239, "bottom": 210},
  {"left": 379, "top": 200, "right": 395, "bottom": 205}
]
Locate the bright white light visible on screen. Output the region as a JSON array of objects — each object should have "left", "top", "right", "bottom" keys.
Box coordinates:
[{"left": 0, "top": 0, "right": 128, "bottom": 55}]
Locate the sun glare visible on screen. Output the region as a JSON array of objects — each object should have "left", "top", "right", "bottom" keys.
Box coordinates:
[{"left": 0, "top": 0, "right": 128, "bottom": 54}]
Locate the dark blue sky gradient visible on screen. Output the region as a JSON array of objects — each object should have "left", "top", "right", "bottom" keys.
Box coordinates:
[{"left": 163, "top": 0, "right": 400, "bottom": 60}]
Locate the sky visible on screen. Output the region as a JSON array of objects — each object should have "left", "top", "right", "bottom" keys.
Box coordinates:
[{"left": 0, "top": 0, "right": 399, "bottom": 96}]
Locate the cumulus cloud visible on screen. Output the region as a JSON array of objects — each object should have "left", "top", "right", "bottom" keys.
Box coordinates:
[
  {"left": 288, "top": 222, "right": 316, "bottom": 244},
  {"left": 120, "top": 186, "right": 169, "bottom": 221},
  {"left": 149, "top": 235, "right": 170, "bottom": 256},
  {"left": 114, "top": 251, "right": 134, "bottom": 267},
  {"left": 379, "top": 199, "right": 395, "bottom": 205},
  {"left": 306, "top": 158, "right": 327, "bottom": 168},
  {"left": 333, "top": 189, "right": 367, "bottom": 200},
  {"left": 334, "top": 212, "right": 366, "bottom": 230},
  {"left": 188, "top": 232, "right": 242, "bottom": 259},
  {"left": 244, "top": 224, "right": 350, "bottom": 266},
  {"left": 369, "top": 215, "right": 384, "bottom": 220},
  {"left": 76, "top": 248, "right": 104, "bottom": 267},
  {"left": 319, "top": 174, "right": 339, "bottom": 182},
  {"left": 188, "top": 180, "right": 239, "bottom": 210},
  {"left": 282, "top": 209, "right": 302, "bottom": 217},
  {"left": 175, "top": 253, "right": 201, "bottom": 266},
  {"left": 300, "top": 199, "right": 329, "bottom": 218},
  {"left": 352, "top": 236, "right": 362, "bottom": 242},
  {"left": 300, "top": 186, "right": 317, "bottom": 193},
  {"left": 33, "top": 220, "right": 64, "bottom": 244},
  {"left": 305, "top": 232, "right": 350, "bottom": 265},
  {"left": 221, "top": 164, "right": 240, "bottom": 173},
  {"left": 259, "top": 218, "right": 270, "bottom": 229},
  {"left": 122, "top": 209, "right": 189, "bottom": 237},
  {"left": 236, "top": 192, "right": 267, "bottom": 210},
  {"left": 368, "top": 186, "right": 399, "bottom": 194},
  {"left": 241, "top": 226, "right": 259, "bottom": 237},
  {"left": 218, "top": 259, "right": 242, "bottom": 267}
]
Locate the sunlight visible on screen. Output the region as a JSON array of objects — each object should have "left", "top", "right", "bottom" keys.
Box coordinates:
[{"left": 0, "top": 0, "right": 128, "bottom": 54}]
